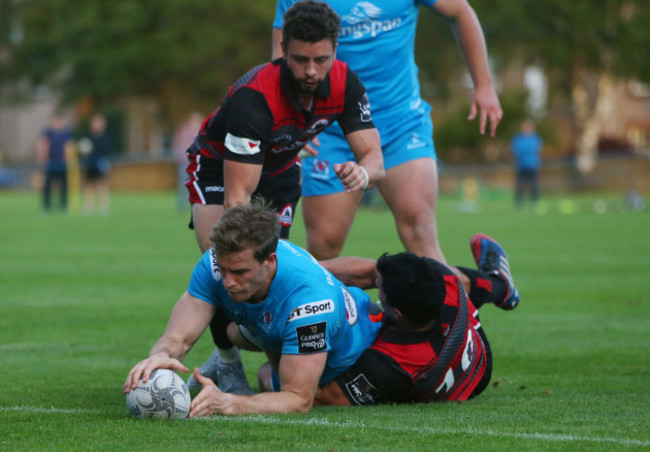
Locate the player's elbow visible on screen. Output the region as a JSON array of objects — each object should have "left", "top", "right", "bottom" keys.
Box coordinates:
[
  {"left": 294, "top": 398, "right": 315, "bottom": 414},
  {"left": 287, "top": 391, "right": 316, "bottom": 414}
]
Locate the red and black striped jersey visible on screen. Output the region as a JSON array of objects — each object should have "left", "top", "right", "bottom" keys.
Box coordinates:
[
  {"left": 188, "top": 58, "right": 374, "bottom": 176},
  {"left": 335, "top": 270, "right": 489, "bottom": 405}
]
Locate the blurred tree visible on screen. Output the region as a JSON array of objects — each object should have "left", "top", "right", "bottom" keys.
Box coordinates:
[
  {"left": 3, "top": 0, "right": 649, "bottom": 167},
  {"left": 0, "top": 0, "right": 275, "bottom": 128},
  {"left": 470, "top": 0, "right": 650, "bottom": 172}
]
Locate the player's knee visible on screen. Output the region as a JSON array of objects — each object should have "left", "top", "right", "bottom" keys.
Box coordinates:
[
  {"left": 307, "top": 240, "right": 344, "bottom": 260},
  {"left": 307, "top": 232, "right": 345, "bottom": 260},
  {"left": 226, "top": 322, "right": 261, "bottom": 351},
  {"left": 396, "top": 207, "right": 436, "bottom": 236},
  {"left": 257, "top": 362, "right": 273, "bottom": 392}
]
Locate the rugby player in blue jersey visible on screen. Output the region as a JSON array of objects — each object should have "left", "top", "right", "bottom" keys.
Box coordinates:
[
  {"left": 272, "top": 0, "right": 502, "bottom": 263},
  {"left": 124, "top": 199, "right": 382, "bottom": 415}
]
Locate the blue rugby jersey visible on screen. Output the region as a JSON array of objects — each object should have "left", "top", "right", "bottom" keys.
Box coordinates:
[{"left": 187, "top": 240, "right": 381, "bottom": 384}]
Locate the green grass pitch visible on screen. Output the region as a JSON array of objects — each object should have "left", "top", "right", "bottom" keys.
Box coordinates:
[{"left": 0, "top": 190, "right": 648, "bottom": 450}]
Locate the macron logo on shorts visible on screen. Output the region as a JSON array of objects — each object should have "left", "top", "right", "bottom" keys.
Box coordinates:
[{"left": 225, "top": 133, "right": 261, "bottom": 156}]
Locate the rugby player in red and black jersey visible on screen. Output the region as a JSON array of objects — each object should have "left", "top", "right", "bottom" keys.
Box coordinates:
[
  {"left": 311, "top": 233, "right": 520, "bottom": 406},
  {"left": 184, "top": 0, "right": 384, "bottom": 396},
  {"left": 185, "top": 0, "right": 383, "bottom": 252}
]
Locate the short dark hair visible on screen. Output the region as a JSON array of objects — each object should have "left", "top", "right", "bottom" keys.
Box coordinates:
[
  {"left": 376, "top": 253, "right": 446, "bottom": 327},
  {"left": 282, "top": 0, "right": 340, "bottom": 48},
  {"left": 209, "top": 197, "right": 280, "bottom": 262}
]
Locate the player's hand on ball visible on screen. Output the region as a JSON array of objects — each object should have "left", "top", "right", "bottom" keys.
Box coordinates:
[
  {"left": 189, "top": 367, "right": 237, "bottom": 417},
  {"left": 334, "top": 161, "right": 368, "bottom": 193},
  {"left": 124, "top": 355, "right": 189, "bottom": 393}
]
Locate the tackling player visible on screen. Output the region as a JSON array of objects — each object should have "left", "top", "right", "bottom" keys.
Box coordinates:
[
  {"left": 316, "top": 235, "right": 519, "bottom": 405},
  {"left": 186, "top": 0, "right": 383, "bottom": 252}
]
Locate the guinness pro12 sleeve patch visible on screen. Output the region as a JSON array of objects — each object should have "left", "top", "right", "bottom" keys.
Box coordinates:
[{"left": 296, "top": 322, "right": 327, "bottom": 354}]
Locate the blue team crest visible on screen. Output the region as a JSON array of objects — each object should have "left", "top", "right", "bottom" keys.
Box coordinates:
[
  {"left": 259, "top": 312, "right": 273, "bottom": 332},
  {"left": 311, "top": 158, "right": 331, "bottom": 180}
]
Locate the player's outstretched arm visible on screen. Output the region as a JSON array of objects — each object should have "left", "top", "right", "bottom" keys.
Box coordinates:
[
  {"left": 190, "top": 352, "right": 327, "bottom": 416},
  {"left": 320, "top": 256, "right": 378, "bottom": 290},
  {"left": 123, "top": 292, "right": 214, "bottom": 392},
  {"left": 432, "top": 0, "right": 502, "bottom": 137}
]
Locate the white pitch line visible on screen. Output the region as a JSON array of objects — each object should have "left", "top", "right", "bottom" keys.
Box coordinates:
[
  {"left": 0, "top": 343, "right": 110, "bottom": 352},
  {"left": 2, "top": 406, "right": 648, "bottom": 448},
  {"left": 200, "top": 414, "right": 650, "bottom": 448},
  {"left": 1, "top": 406, "right": 101, "bottom": 415}
]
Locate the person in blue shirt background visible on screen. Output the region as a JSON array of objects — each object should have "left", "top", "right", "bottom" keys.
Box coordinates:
[
  {"left": 36, "top": 111, "right": 73, "bottom": 213},
  {"left": 511, "top": 120, "right": 543, "bottom": 209}
]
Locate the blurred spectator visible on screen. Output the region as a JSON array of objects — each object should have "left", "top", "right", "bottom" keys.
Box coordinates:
[
  {"left": 37, "top": 111, "right": 73, "bottom": 213},
  {"left": 79, "top": 113, "right": 112, "bottom": 215},
  {"left": 172, "top": 112, "right": 203, "bottom": 211},
  {"left": 511, "top": 120, "right": 543, "bottom": 209},
  {"left": 624, "top": 190, "right": 645, "bottom": 211}
]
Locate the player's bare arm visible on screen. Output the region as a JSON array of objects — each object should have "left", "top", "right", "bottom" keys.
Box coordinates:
[
  {"left": 124, "top": 292, "right": 214, "bottom": 392},
  {"left": 189, "top": 351, "right": 328, "bottom": 416},
  {"left": 320, "top": 256, "right": 378, "bottom": 290},
  {"left": 271, "top": 27, "right": 283, "bottom": 60},
  {"left": 192, "top": 204, "right": 224, "bottom": 253},
  {"left": 338, "top": 128, "right": 384, "bottom": 193},
  {"left": 223, "top": 159, "right": 264, "bottom": 210},
  {"left": 432, "top": 0, "right": 502, "bottom": 137}
]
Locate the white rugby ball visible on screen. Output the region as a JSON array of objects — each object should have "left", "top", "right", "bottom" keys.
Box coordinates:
[{"left": 126, "top": 369, "right": 191, "bottom": 419}]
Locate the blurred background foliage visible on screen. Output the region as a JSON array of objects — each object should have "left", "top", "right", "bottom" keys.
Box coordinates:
[
  {"left": 1, "top": 0, "right": 275, "bottom": 128},
  {"left": 1, "top": 0, "right": 649, "bottom": 163}
]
